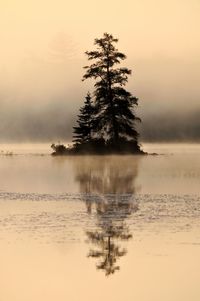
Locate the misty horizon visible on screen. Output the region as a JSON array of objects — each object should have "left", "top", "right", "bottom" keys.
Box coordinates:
[{"left": 0, "top": 94, "right": 199, "bottom": 142}]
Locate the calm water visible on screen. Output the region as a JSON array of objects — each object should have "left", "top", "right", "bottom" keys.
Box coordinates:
[{"left": 0, "top": 143, "right": 200, "bottom": 301}]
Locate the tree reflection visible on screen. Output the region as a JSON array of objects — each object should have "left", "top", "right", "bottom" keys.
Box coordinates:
[
  {"left": 86, "top": 225, "right": 129, "bottom": 276},
  {"left": 74, "top": 156, "right": 140, "bottom": 276}
]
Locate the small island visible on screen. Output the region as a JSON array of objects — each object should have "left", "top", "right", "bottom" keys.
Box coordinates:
[{"left": 52, "top": 33, "right": 145, "bottom": 155}]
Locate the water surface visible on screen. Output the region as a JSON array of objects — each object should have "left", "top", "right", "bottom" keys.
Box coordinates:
[{"left": 0, "top": 143, "right": 200, "bottom": 301}]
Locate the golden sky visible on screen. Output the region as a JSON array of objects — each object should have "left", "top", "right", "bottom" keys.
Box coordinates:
[{"left": 0, "top": 0, "right": 200, "bottom": 140}]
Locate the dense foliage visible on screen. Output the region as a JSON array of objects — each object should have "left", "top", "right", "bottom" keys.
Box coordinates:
[
  {"left": 52, "top": 33, "right": 144, "bottom": 155},
  {"left": 82, "top": 33, "right": 141, "bottom": 147}
]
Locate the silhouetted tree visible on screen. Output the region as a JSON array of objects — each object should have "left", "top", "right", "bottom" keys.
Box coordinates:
[
  {"left": 73, "top": 92, "right": 94, "bottom": 144},
  {"left": 83, "top": 33, "right": 141, "bottom": 149},
  {"left": 51, "top": 33, "right": 144, "bottom": 155}
]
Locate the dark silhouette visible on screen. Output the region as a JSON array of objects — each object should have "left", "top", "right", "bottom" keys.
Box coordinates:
[
  {"left": 51, "top": 33, "right": 145, "bottom": 155},
  {"left": 51, "top": 143, "right": 68, "bottom": 155},
  {"left": 73, "top": 92, "right": 94, "bottom": 145},
  {"left": 82, "top": 33, "right": 141, "bottom": 146},
  {"left": 73, "top": 156, "right": 140, "bottom": 275}
]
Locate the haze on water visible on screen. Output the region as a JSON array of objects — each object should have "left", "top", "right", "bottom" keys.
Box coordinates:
[{"left": 0, "top": 143, "right": 199, "bottom": 194}]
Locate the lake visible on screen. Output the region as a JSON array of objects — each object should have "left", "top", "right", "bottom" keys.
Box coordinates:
[{"left": 0, "top": 143, "right": 200, "bottom": 301}]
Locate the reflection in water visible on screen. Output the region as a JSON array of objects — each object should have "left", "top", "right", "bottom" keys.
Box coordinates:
[
  {"left": 86, "top": 197, "right": 139, "bottom": 276},
  {"left": 86, "top": 223, "right": 130, "bottom": 276},
  {"left": 74, "top": 156, "right": 140, "bottom": 275},
  {"left": 75, "top": 156, "right": 140, "bottom": 195}
]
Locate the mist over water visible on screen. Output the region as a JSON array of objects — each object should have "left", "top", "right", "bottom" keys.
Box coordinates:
[{"left": 0, "top": 143, "right": 199, "bottom": 194}]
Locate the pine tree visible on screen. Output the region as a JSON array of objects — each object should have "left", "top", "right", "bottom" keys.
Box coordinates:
[
  {"left": 83, "top": 33, "right": 141, "bottom": 151},
  {"left": 73, "top": 92, "right": 94, "bottom": 144}
]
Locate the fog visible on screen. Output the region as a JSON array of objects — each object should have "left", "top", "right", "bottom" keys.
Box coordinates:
[{"left": 0, "top": 0, "right": 200, "bottom": 142}]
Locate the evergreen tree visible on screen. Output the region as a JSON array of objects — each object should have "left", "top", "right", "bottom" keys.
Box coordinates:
[
  {"left": 83, "top": 33, "right": 141, "bottom": 150},
  {"left": 73, "top": 92, "right": 94, "bottom": 144}
]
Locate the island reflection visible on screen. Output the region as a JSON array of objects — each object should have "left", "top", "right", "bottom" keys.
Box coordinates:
[{"left": 74, "top": 156, "right": 140, "bottom": 276}]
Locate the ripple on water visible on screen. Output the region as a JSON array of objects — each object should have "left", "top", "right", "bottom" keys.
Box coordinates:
[{"left": 0, "top": 193, "right": 199, "bottom": 244}]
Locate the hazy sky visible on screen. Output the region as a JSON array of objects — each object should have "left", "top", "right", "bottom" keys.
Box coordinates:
[{"left": 0, "top": 0, "right": 200, "bottom": 141}]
